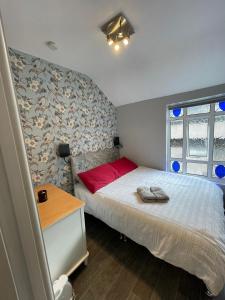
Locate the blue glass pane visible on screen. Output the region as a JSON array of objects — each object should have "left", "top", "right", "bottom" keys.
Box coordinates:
[
  {"left": 219, "top": 101, "right": 225, "bottom": 111},
  {"left": 215, "top": 165, "right": 225, "bottom": 179},
  {"left": 172, "top": 161, "right": 180, "bottom": 172},
  {"left": 172, "top": 108, "right": 181, "bottom": 117}
]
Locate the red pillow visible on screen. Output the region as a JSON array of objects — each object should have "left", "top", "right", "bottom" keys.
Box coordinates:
[
  {"left": 109, "top": 157, "right": 138, "bottom": 177},
  {"left": 78, "top": 163, "right": 119, "bottom": 193}
]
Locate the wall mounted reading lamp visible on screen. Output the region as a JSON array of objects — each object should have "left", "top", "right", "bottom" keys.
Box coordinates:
[{"left": 57, "top": 144, "right": 71, "bottom": 162}]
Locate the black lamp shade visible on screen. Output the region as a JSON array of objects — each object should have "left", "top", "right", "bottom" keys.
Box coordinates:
[
  {"left": 58, "top": 144, "right": 70, "bottom": 158},
  {"left": 113, "top": 137, "right": 120, "bottom": 147}
]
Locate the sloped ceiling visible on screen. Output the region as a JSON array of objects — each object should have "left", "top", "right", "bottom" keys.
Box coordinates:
[{"left": 0, "top": 0, "right": 225, "bottom": 106}]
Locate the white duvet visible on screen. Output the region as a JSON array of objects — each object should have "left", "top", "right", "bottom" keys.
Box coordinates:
[{"left": 75, "top": 167, "right": 225, "bottom": 296}]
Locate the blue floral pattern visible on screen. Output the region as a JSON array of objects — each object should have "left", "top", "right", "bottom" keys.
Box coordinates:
[{"left": 9, "top": 48, "right": 117, "bottom": 192}]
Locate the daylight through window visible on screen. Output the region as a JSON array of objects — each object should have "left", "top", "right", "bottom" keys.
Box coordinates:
[{"left": 167, "top": 100, "right": 225, "bottom": 181}]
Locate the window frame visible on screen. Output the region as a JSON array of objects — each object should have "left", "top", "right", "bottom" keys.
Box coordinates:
[{"left": 166, "top": 99, "right": 225, "bottom": 184}]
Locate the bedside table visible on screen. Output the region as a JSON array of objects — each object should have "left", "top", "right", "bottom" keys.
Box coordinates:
[{"left": 35, "top": 183, "right": 89, "bottom": 282}]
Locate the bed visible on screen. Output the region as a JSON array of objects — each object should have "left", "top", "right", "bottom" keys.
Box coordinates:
[{"left": 73, "top": 152, "right": 225, "bottom": 296}]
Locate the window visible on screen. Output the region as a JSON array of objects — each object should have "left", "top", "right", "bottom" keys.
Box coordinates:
[{"left": 167, "top": 99, "right": 225, "bottom": 181}]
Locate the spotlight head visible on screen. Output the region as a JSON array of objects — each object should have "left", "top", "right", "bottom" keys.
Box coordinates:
[
  {"left": 123, "top": 37, "right": 129, "bottom": 46},
  {"left": 107, "top": 38, "right": 113, "bottom": 46},
  {"left": 114, "top": 44, "right": 120, "bottom": 51}
]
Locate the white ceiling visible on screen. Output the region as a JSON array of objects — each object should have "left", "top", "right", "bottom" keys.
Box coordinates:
[{"left": 0, "top": 0, "right": 225, "bottom": 106}]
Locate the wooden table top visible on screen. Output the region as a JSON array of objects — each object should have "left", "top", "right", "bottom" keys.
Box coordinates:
[{"left": 35, "top": 183, "right": 85, "bottom": 230}]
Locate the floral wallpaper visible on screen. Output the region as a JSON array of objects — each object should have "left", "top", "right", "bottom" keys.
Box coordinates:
[{"left": 9, "top": 48, "right": 117, "bottom": 193}]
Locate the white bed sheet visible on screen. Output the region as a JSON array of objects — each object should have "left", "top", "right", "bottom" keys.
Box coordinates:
[{"left": 75, "top": 166, "right": 225, "bottom": 295}]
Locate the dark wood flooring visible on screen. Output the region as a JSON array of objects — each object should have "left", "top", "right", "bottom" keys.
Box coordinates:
[{"left": 70, "top": 214, "right": 225, "bottom": 300}]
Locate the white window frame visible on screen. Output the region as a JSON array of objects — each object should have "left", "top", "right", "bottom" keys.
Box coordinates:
[{"left": 166, "top": 97, "right": 225, "bottom": 184}]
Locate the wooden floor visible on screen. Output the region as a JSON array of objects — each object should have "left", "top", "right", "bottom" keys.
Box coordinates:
[{"left": 70, "top": 214, "right": 225, "bottom": 300}]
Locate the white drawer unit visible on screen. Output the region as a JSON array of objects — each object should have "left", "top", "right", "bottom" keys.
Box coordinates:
[{"left": 35, "top": 184, "right": 89, "bottom": 282}]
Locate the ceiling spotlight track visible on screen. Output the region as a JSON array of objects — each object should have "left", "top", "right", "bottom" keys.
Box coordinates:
[{"left": 101, "top": 13, "right": 134, "bottom": 51}]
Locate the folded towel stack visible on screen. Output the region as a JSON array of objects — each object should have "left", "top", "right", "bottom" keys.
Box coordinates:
[{"left": 137, "top": 186, "right": 169, "bottom": 203}]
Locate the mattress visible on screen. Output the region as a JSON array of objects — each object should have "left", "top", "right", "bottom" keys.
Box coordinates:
[{"left": 75, "top": 166, "right": 225, "bottom": 295}]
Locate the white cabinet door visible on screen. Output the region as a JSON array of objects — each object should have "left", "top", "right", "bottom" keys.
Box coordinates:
[{"left": 43, "top": 209, "right": 86, "bottom": 281}]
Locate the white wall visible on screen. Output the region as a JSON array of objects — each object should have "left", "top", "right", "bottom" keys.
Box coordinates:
[
  {"left": 0, "top": 16, "right": 54, "bottom": 299},
  {"left": 118, "top": 84, "right": 225, "bottom": 171}
]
